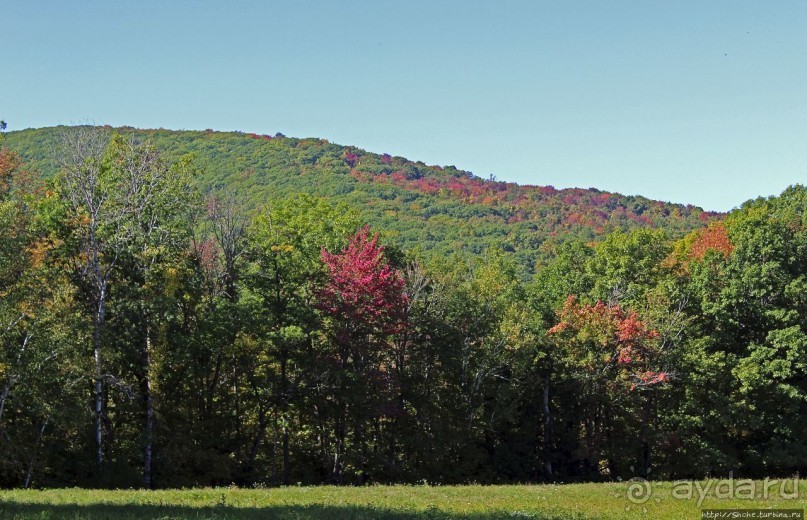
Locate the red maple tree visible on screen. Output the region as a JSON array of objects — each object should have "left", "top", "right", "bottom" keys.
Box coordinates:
[{"left": 319, "top": 225, "right": 408, "bottom": 336}]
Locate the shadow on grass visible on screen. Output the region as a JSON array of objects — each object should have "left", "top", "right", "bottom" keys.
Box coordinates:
[{"left": 0, "top": 502, "right": 575, "bottom": 520}]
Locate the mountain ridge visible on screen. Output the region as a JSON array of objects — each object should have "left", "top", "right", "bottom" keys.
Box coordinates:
[
  {"left": 7, "top": 124, "right": 721, "bottom": 207},
  {"left": 3, "top": 125, "right": 720, "bottom": 271}
]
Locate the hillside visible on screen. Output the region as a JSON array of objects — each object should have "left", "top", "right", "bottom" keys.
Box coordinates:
[
  {"left": 4, "top": 126, "right": 718, "bottom": 270},
  {"left": 0, "top": 125, "right": 804, "bottom": 489}
]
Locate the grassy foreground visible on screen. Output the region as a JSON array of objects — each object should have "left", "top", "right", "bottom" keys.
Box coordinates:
[{"left": 0, "top": 481, "right": 804, "bottom": 519}]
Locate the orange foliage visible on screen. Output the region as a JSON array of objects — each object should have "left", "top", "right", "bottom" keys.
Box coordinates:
[
  {"left": 0, "top": 148, "right": 23, "bottom": 194},
  {"left": 689, "top": 223, "right": 732, "bottom": 260}
]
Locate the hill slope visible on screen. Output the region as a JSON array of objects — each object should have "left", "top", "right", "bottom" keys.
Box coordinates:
[{"left": 3, "top": 126, "right": 718, "bottom": 270}]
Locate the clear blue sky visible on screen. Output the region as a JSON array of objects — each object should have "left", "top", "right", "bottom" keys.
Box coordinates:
[{"left": 2, "top": 1, "right": 805, "bottom": 211}]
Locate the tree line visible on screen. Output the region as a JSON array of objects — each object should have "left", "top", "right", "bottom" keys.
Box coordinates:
[{"left": 0, "top": 128, "right": 804, "bottom": 488}]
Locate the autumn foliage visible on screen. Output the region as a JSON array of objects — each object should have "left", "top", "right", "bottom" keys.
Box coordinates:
[
  {"left": 2, "top": 126, "right": 803, "bottom": 486},
  {"left": 688, "top": 222, "right": 733, "bottom": 260},
  {"left": 0, "top": 148, "right": 38, "bottom": 200},
  {"left": 0, "top": 149, "right": 23, "bottom": 195},
  {"left": 548, "top": 295, "right": 667, "bottom": 389},
  {"left": 343, "top": 151, "right": 360, "bottom": 168},
  {"left": 319, "top": 225, "right": 408, "bottom": 335}
]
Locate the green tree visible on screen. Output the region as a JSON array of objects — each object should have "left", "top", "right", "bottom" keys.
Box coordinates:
[
  {"left": 107, "top": 137, "right": 197, "bottom": 487},
  {"left": 247, "top": 194, "right": 357, "bottom": 484},
  {"left": 57, "top": 130, "right": 196, "bottom": 483}
]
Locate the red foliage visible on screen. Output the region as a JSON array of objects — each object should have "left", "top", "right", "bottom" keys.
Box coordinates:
[
  {"left": 549, "top": 296, "right": 666, "bottom": 389},
  {"left": 616, "top": 312, "right": 659, "bottom": 364},
  {"left": 349, "top": 169, "right": 368, "bottom": 182},
  {"left": 319, "top": 226, "right": 408, "bottom": 335},
  {"left": 689, "top": 223, "right": 732, "bottom": 260},
  {"left": 193, "top": 237, "right": 219, "bottom": 278},
  {"left": 593, "top": 193, "right": 612, "bottom": 206},
  {"left": 637, "top": 371, "right": 669, "bottom": 384},
  {"left": 414, "top": 178, "right": 440, "bottom": 194},
  {"left": 390, "top": 171, "right": 407, "bottom": 183},
  {"left": 340, "top": 151, "right": 719, "bottom": 238},
  {"left": 567, "top": 213, "right": 584, "bottom": 225},
  {"left": 343, "top": 151, "right": 360, "bottom": 168}
]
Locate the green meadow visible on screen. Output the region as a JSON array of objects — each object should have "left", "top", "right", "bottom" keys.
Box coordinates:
[{"left": 0, "top": 482, "right": 804, "bottom": 519}]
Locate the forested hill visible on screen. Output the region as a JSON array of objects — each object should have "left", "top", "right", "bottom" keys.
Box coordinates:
[
  {"left": 4, "top": 126, "right": 718, "bottom": 269},
  {"left": 0, "top": 125, "right": 804, "bottom": 489}
]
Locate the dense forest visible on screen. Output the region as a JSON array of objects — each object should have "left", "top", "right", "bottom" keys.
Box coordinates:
[
  {"left": 0, "top": 126, "right": 804, "bottom": 489},
  {"left": 4, "top": 126, "right": 718, "bottom": 273}
]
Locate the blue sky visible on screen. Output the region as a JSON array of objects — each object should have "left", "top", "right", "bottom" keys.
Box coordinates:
[{"left": 2, "top": 1, "right": 805, "bottom": 211}]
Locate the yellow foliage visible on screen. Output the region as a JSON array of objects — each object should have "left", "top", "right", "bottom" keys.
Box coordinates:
[{"left": 270, "top": 244, "right": 295, "bottom": 253}]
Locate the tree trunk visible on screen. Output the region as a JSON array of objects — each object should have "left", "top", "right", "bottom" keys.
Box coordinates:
[
  {"left": 332, "top": 414, "right": 345, "bottom": 484},
  {"left": 638, "top": 391, "right": 654, "bottom": 477},
  {"left": 542, "top": 374, "right": 553, "bottom": 479},
  {"left": 282, "top": 426, "right": 289, "bottom": 485},
  {"left": 280, "top": 348, "right": 290, "bottom": 485},
  {"left": 0, "top": 380, "right": 13, "bottom": 425},
  {"left": 245, "top": 407, "right": 268, "bottom": 480},
  {"left": 354, "top": 419, "right": 366, "bottom": 485},
  {"left": 93, "top": 286, "right": 106, "bottom": 478},
  {"left": 605, "top": 406, "right": 616, "bottom": 477},
  {"left": 24, "top": 415, "right": 49, "bottom": 489},
  {"left": 143, "top": 321, "right": 154, "bottom": 488}
]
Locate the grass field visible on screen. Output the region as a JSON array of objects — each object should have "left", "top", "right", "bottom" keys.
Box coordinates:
[{"left": 0, "top": 481, "right": 804, "bottom": 519}]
